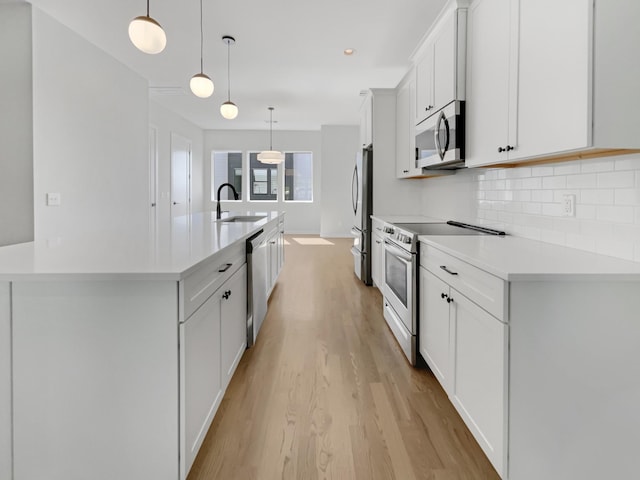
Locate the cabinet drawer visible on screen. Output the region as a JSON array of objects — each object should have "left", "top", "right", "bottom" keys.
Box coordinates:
[
  {"left": 181, "top": 243, "right": 245, "bottom": 321},
  {"left": 421, "top": 244, "right": 506, "bottom": 321}
]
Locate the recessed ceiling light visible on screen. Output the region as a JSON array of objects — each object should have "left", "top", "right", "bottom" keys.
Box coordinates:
[{"left": 344, "top": 48, "right": 355, "bottom": 56}]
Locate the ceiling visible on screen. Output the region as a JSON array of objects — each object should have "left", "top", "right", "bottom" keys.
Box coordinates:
[{"left": 26, "top": 0, "right": 447, "bottom": 131}]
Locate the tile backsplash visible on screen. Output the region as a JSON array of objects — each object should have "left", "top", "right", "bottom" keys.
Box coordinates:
[{"left": 420, "top": 153, "right": 640, "bottom": 262}]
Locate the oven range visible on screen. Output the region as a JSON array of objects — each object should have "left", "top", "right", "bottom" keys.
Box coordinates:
[{"left": 381, "top": 220, "right": 505, "bottom": 365}]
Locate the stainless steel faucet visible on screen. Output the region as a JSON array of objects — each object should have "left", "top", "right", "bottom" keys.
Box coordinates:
[{"left": 216, "top": 183, "right": 239, "bottom": 219}]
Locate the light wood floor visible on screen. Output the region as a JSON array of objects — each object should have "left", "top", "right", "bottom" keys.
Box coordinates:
[{"left": 188, "top": 235, "right": 500, "bottom": 480}]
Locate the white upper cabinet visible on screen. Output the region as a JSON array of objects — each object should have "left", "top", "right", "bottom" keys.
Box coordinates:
[
  {"left": 395, "top": 74, "right": 421, "bottom": 178},
  {"left": 466, "top": 0, "right": 640, "bottom": 167},
  {"left": 413, "top": 3, "right": 467, "bottom": 126}
]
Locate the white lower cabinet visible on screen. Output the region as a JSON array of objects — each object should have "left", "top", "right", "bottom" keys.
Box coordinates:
[
  {"left": 419, "top": 245, "right": 507, "bottom": 477},
  {"left": 181, "top": 262, "right": 247, "bottom": 477}
]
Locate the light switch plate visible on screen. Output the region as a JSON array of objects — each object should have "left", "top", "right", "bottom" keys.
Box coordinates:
[{"left": 46, "top": 193, "right": 61, "bottom": 206}]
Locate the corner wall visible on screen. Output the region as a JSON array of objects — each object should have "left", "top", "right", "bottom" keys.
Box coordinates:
[
  {"left": 32, "top": 8, "right": 149, "bottom": 240},
  {"left": 0, "top": 3, "right": 34, "bottom": 246}
]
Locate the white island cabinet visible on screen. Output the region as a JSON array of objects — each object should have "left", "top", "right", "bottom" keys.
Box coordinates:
[
  {"left": 418, "top": 235, "right": 640, "bottom": 479},
  {"left": 0, "top": 211, "right": 284, "bottom": 480}
]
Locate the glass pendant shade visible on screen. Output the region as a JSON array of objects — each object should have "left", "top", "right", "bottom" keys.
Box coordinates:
[
  {"left": 257, "top": 150, "right": 284, "bottom": 164},
  {"left": 220, "top": 101, "right": 238, "bottom": 120},
  {"left": 128, "top": 15, "right": 166, "bottom": 54},
  {"left": 190, "top": 73, "right": 214, "bottom": 98}
]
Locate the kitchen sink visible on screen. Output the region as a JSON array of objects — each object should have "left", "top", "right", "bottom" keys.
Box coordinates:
[{"left": 217, "top": 215, "right": 267, "bottom": 223}]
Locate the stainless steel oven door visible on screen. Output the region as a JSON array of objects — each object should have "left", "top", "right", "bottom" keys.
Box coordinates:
[{"left": 383, "top": 239, "right": 416, "bottom": 334}]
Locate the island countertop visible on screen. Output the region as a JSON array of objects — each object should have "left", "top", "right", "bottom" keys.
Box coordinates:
[{"left": 0, "top": 211, "right": 283, "bottom": 281}]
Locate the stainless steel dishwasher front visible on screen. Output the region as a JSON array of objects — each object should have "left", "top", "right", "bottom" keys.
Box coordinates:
[{"left": 246, "top": 229, "right": 268, "bottom": 347}]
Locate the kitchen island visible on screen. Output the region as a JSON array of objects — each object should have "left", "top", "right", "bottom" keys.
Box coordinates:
[{"left": 0, "top": 211, "right": 284, "bottom": 480}]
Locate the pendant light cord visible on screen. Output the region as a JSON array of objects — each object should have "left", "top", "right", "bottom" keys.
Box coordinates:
[
  {"left": 269, "top": 108, "right": 273, "bottom": 150},
  {"left": 146, "top": 0, "right": 150, "bottom": 16},
  {"left": 199, "top": 0, "right": 204, "bottom": 73},
  {"left": 227, "top": 41, "right": 231, "bottom": 101}
]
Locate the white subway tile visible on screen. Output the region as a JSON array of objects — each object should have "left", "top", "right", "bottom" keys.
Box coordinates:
[
  {"left": 614, "top": 155, "right": 640, "bottom": 171},
  {"left": 542, "top": 203, "right": 563, "bottom": 216},
  {"left": 552, "top": 217, "right": 581, "bottom": 234},
  {"left": 596, "top": 205, "right": 634, "bottom": 223},
  {"left": 542, "top": 176, "right": 566, "bottom": 190},
  {"left": 597, "top": 171, "right": 635, "bottom": 188},
  {"left": 522, "top": 177, "right": 542, "bottom": 190},
  {"left": 514, "top": 190, "right": 532, "bottom": 202},
  {"left": 575, "top": 204, "right": 596, "bottom": 220},
  {"left": 522, "top": 202, "right": 542, "bottom": 215},
  {"left": 554, "top": 163, "right": 581, "bottom": 175},
  {"left": 613, "top": 223, "right": 640, "bottom": 241},
  {"left": 481, "top": 210, "right": 498, "bottom": 221},
  {"left": 524, "top": 214, "right": 555, "bottom": 230},
  {"left": 505, "top": 202, "right": 522, "bottom": 213},
  {"left": 580, "top": 189, "right": 614, "bottom": 205},
  {"left": 566, "top": 173, "right": 597, "bottom": 189},
  {"left": 580, "top": 220, "right": 613, "bottom": 238},
  {"left": 531, "top": 190, "right": 554, "bottom": 202},
  {"left": 580, "top": 159, "right": 614, "bottom": 173},
  {"left": 497, "top": 169, "right": 507, "bottom": 180},
  {"left": 530, "top": 165, "right": 555, "bottom": 177},
  {"left": 485, "top": 170, "right": 499, "bottom": 180},
  {"left": 595, "top": 238, "right": 634, "bottom": 261},
  {"left": 498, "top": 211, "right": 514, "bottom": 224},
  {"left": 614, "top": 188, "right": 640, "bottom": 206},
  {"left": 495, "top": 179, "right": 506, "bottom": 190}
]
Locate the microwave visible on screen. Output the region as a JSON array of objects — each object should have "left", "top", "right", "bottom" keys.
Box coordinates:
[{"left": 416, "top": 101, "right": 465, "bottom": 169}]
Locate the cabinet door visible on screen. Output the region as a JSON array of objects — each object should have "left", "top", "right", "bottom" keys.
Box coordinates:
[
  {"left": 415, "top": 47, "right": 434, "bottom": 125},
  {"left": 268, "top": 232, "right": 279, "bottom": 293},
  {"left": 432, "top": 12, "right": 456, "bottom": 113},
  {"left": 419, "top": 268, "right": 452, "bottom": 392},
  {"left": 395, "top": 79, "right": 418, "bottom": 178},
  {"left": 450, "top": 291, "right": 507, "bottom": 477},
  {"left": 466, "top": 0, "right": 514, "bottom": 167},
  {"left": 220, "top": 264, "right": 247, "bottom": 390},
  {"left": 181, "top": 292, "right": 223, "bottom": 474},
  {"left": 512, "top": 0, "right": 590, "bottom": 160}
]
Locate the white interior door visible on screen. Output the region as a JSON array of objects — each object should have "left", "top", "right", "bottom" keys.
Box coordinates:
[
  {"left": 170, "top": 133, "right": 191, "bottom": 218},
  {"left": 148, "top": 126, "right": 158, "bottom": 235}
]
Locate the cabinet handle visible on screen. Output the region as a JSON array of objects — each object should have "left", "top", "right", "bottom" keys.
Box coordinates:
[
  {"left": 506, "top": 145, "right": 514, "bottom": 151},
  {"left": 403, "top": 170, "right": 409, "bottom": 174},
  {"left": 441, "top": 292, "right": 448, "bottom": 300},
  {"left": 498, "top": 146, "right": 505, "bottom": 153},
  {"left": 446, "top": 297, "right": 454, "bottom": 304},
  {"left": 375, "top": 240, "right": 381, "bottom": 244},
  {"left": 222, "top": 290, "right": 232, "bottom": 300},
  {"left": 440, "top": 265, "right": 458, "bottom": 276},
  {"left": 218, "top": 263, "right": 232, "bottom": 272}
]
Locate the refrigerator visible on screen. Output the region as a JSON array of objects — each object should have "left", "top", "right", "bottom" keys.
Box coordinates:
[{"left": 350, "top": 144, "right": 373, "bottom": 285}]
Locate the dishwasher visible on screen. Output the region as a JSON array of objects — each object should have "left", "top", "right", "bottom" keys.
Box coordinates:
[{"left": 246, "top": 229, "right": 268, "bottom": 347}]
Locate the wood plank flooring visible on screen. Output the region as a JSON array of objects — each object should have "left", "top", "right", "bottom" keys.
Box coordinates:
[{"left": 187, "top": 235, "right": 500, "bottom": 480}]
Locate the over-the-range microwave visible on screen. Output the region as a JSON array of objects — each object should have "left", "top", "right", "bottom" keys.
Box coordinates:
[{"left": 416, "top": 101, "right": 465, "bottom": 170}]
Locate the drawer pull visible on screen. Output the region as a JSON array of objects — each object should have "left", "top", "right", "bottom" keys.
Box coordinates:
[
  {"left": 440, "top": 265, "right": 458, "bottom": 276},
  {"left": 222, "top": 290, "right": 232, "bottom": 300},
  {"left": 218, "top": 263, "right": 233, "bottom": 272}
]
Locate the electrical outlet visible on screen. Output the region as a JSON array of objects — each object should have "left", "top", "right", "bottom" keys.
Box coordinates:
[
  {"left": 562, "top": 194, "right": 575, "bottom": 217},
  {"left": 46, "top": 193, "right": 61, "bottom": 206}
]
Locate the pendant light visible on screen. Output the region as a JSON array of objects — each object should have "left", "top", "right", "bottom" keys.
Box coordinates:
[
  {"left": 189, "top": 0, "right": 214, "bottom": 98},
  {"left": 257, "top": 107, "right": 284, "bottom": 164},
  {"left": 128, "top": 0, "right": 167, "bottom": 54},
  {"left": 220, "top": 36, "right": 238, "bottom": 120}
]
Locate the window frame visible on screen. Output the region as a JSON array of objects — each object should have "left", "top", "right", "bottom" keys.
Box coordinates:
[{"left": 283, "top": 151, "right": 314, "bottom": 203}]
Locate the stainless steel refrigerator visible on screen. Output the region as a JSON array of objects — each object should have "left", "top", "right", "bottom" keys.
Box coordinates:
[{"left": 350, "top": 144, "right": 373, "bottom": 285}]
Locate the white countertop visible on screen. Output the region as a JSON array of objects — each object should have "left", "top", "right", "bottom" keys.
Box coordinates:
[
  {"left": 0, "top": 211, "right": 283, "bottom": 281},
  {"left": 419, "top": 234, "right": 640, "bottom": 281}
]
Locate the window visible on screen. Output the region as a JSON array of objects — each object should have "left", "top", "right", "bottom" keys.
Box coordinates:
[
  {"left": 212, "top": 151, "right": 243, "bottom": 201},
  {"left": 249, "top": 152, "right": 278, "bottom": 201},
  {"left": 284, "top": 152, "right": 313, "bottom": 201}
]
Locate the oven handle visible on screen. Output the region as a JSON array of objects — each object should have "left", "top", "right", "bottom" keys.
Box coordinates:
[{"left": 383, "top": 239, "right": 414, "bottom": 263}]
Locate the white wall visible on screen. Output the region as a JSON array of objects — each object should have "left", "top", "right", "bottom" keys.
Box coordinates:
[
  {"left": 204, "top": 129, "right": 322, "bottom": 234},
  {"left": 32, "top": 8, "right": 149, "bottom": 240},
  {"left": 320, "top": 125, "right": 359, "bottom": 237},
  {"left": 149, "top": 101, "right": 205, "bottom": 234},
  {"left": 0, "top": 3, "right": 34, "bottom": 246},
  {"left": 420, "top": 154, "right": 640, "bottom": 262}
]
